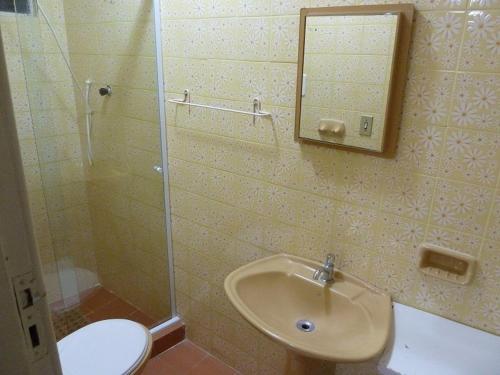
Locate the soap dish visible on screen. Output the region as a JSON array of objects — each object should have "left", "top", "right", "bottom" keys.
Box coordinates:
[{"left": 418, "top": 243, "right": 476, "bottom": 285}]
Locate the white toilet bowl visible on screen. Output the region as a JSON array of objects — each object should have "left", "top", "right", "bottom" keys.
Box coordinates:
[{"left": 57, "top": 319, "right": 152, "bottom": 375}]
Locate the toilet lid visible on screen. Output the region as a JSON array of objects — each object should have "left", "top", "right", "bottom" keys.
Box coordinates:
[{"left": 57, "top": 319, "right": 151, "bottom": 375}]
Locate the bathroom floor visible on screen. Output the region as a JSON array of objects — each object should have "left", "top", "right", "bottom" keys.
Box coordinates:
[
  {"left": 143, "top": 340, "right": 239, "bottom": 374},
  {"left": 51, "top": 286, "right": 156, "bottom": 340}
]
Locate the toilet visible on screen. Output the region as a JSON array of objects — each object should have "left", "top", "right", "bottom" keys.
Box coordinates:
[{"left": 57, "top": 319, "right": 152, "bottom": 375}]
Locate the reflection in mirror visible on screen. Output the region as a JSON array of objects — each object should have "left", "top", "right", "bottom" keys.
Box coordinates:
[
  {"left": 295, "top": 5, "right": 414, "bottom": 157},
  {"left": 300, "top": 14, "right": 398, "bottom": 152}
]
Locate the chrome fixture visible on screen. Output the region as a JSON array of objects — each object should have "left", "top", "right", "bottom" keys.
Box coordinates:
[
  {"left": 296, "top": 319, "right": 315, "bottom": 333},
  {"left": 168, "top": 89, "right": 272, "bottom": 125},
  {"left": 84, "top": 79, "right": 94, "bottom": 165},
  {"left": 313, "top": 253, "right": 335, "bottom": 283},
  {"left": 99, "top": 85, "right": 112, "bottom": 96},
  {"left": 153, "top": 165, "right": 163, "bottom": 174}
]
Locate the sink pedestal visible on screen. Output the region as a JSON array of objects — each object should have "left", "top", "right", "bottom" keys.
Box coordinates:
[
  {"left": 285, "top": 351, "right": 336, "bottom": 375},
  {"left": 285, "top": 351, "right": 307, "bottom": 375}
]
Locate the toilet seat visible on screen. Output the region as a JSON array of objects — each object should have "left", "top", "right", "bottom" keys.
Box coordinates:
[{"left": 57, "top": 319, "right": 152, "bottom": 375}]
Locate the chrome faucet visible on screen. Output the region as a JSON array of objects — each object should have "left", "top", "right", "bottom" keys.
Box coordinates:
[{"left": 313, "top": 253, "right": 335, "bottom": 283}]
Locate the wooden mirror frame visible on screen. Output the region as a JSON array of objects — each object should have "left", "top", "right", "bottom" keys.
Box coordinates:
[{"left": 294, "top": 4, "right": 414, "bottom": 158}]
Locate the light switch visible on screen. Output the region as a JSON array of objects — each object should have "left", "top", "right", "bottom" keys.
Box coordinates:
[{"left": 359, "top": 116, "right": 373, "bottom": 136}]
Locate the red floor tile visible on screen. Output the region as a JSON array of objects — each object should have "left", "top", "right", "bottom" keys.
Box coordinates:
[
  {"left": 143, "top": 340, "right": 238, "bottom": 375},
  {"left": 158, "top": 340, "right": 207, "bottom": 371},
  {"left": 129, "top": 310, "right": 157, "bottom": 327},
  {"left": 141, "top": 359, "right": 179, "bottom": 375},
  {"left": 189, "top": 356, "right": 239, "bottom": 375},
  {"left": 85, "top": 297, "right": 137, "bottom": 322},
  {"left": 79, "top": 287, "right": 117, "bottom": 313}
]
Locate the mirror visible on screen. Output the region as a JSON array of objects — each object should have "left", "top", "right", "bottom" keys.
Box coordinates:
[{"left": 295, "top": 5, "right": 414, "bottom": 157}]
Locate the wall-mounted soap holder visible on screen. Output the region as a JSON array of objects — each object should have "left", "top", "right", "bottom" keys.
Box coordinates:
[{"left": 418, "top": 244, "right": 476, "bottom": 285}]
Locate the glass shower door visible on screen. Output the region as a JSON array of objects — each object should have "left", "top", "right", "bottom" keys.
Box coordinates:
[
  {"left": 13, "top": 0, "right": 173, "bottom": 339},
  {"left": 14, "top": 0, "right": 91, "bottom": 330}
]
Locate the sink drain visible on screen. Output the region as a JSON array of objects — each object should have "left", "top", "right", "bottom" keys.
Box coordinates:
[{"left": 296, "top": 319, "right": 315, "bottom": 332}]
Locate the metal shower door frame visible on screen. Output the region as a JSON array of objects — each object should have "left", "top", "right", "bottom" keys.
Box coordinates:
[{"left": 151, "top": 0, "right": 179, "bottom": 329}]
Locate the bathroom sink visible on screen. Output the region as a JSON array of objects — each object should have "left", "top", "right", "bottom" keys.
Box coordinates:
[{"left": 224, "top": 254, "right": 392, "bottom": 362}]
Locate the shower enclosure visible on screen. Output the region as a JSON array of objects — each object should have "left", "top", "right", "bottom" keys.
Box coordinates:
[{"left": 8, "top": 0, "right": 175, "bottom": 339}]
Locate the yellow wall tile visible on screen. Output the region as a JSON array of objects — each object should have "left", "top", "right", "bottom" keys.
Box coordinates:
[{"left": 163, "top": 1, "right": 500, "bottom": 373}]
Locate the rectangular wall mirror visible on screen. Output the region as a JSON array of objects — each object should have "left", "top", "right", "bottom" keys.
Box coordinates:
[{"left": 295, "top": 4, "right": 414, "bottom": 157}]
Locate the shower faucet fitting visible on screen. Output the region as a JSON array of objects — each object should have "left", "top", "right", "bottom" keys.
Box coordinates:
[{"left": 99, "top": 85, "right": 112, "bottom": 96}]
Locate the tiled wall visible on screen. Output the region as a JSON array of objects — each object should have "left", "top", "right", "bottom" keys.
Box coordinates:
[
  {"left": 162, "top": 0, "right": 499, "bottom": 373},
  {"left": 63, "top": 0, "right": 171, "bottom": 320},
  {"left": 301, "top": 14, "right": 397, "bottom": 150},
  {"left": 0, "top": 3, "right": 98, "bottom": 304}
]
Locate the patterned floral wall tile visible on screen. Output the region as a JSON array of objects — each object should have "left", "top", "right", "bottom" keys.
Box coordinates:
[
  {"left": 451, "top": 73, "right": 499, "bottom": 132},
  {"left": 485, "top": 193, "right": 500, "bottom": 241},
  {"left": 270, "top": 16, "right": 300, "bottom": 61},
  {"left": 394, "top": 121, "right": 447, "bottom": 176},
  {"left": 440, "top": 128, "right": 500, "bottom": 186},
  {"left": 375, "top": 213, "right": 426, "bottom": 261},
  {"left": 459, "top": 10, "right": 499, "bottom": 72},
  {"left": 334, "top": 203, "right": 380, "bottom": 247},
  {"left": 425, "top": 225, "right": 483, "bottom": 255},
  {"left": 272, "top": 0, "right": 311, "bottom": 15},
  {"left": 370, "top": 254, "right": 417, "bottom": 302},
  {"left": 430, "top": 179, "right": 494, "bottom": 235},
  {"left": 404, "top": 69, "right": 456, "bottom": 126},
  {"left": 269, "top": 63, "right": 297, "bottom": 107},
  {"left": 212, "top": 61, "right": 269, "bottom": 102},
  {"left": 410, "top": 11, "right": 465, "bottom": 69},
  {"left": 333, "top": 153, "right": 385, "bottom": 207},
  {"left": 468, "top": 0, "right": 500, "bottom": 9},
  {"left": 462, "top": 239, "right": 500, "bottom": 333},
  {"left": 402, "top": 0, "right": 466, "bottom": 11},
  {"left": 312, "top": 0, "right": 357, "bottom": 7},
  {"left": 414, "top": 271, "right": 469, "bottom": 320},
  {"left": 380, "top": 174, "right": 437, "bottom": 221}
]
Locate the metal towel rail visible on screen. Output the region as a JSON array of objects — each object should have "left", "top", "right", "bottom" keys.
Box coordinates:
[{"left": 168, "top": 89, "right": 272, "bottom": 124}]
